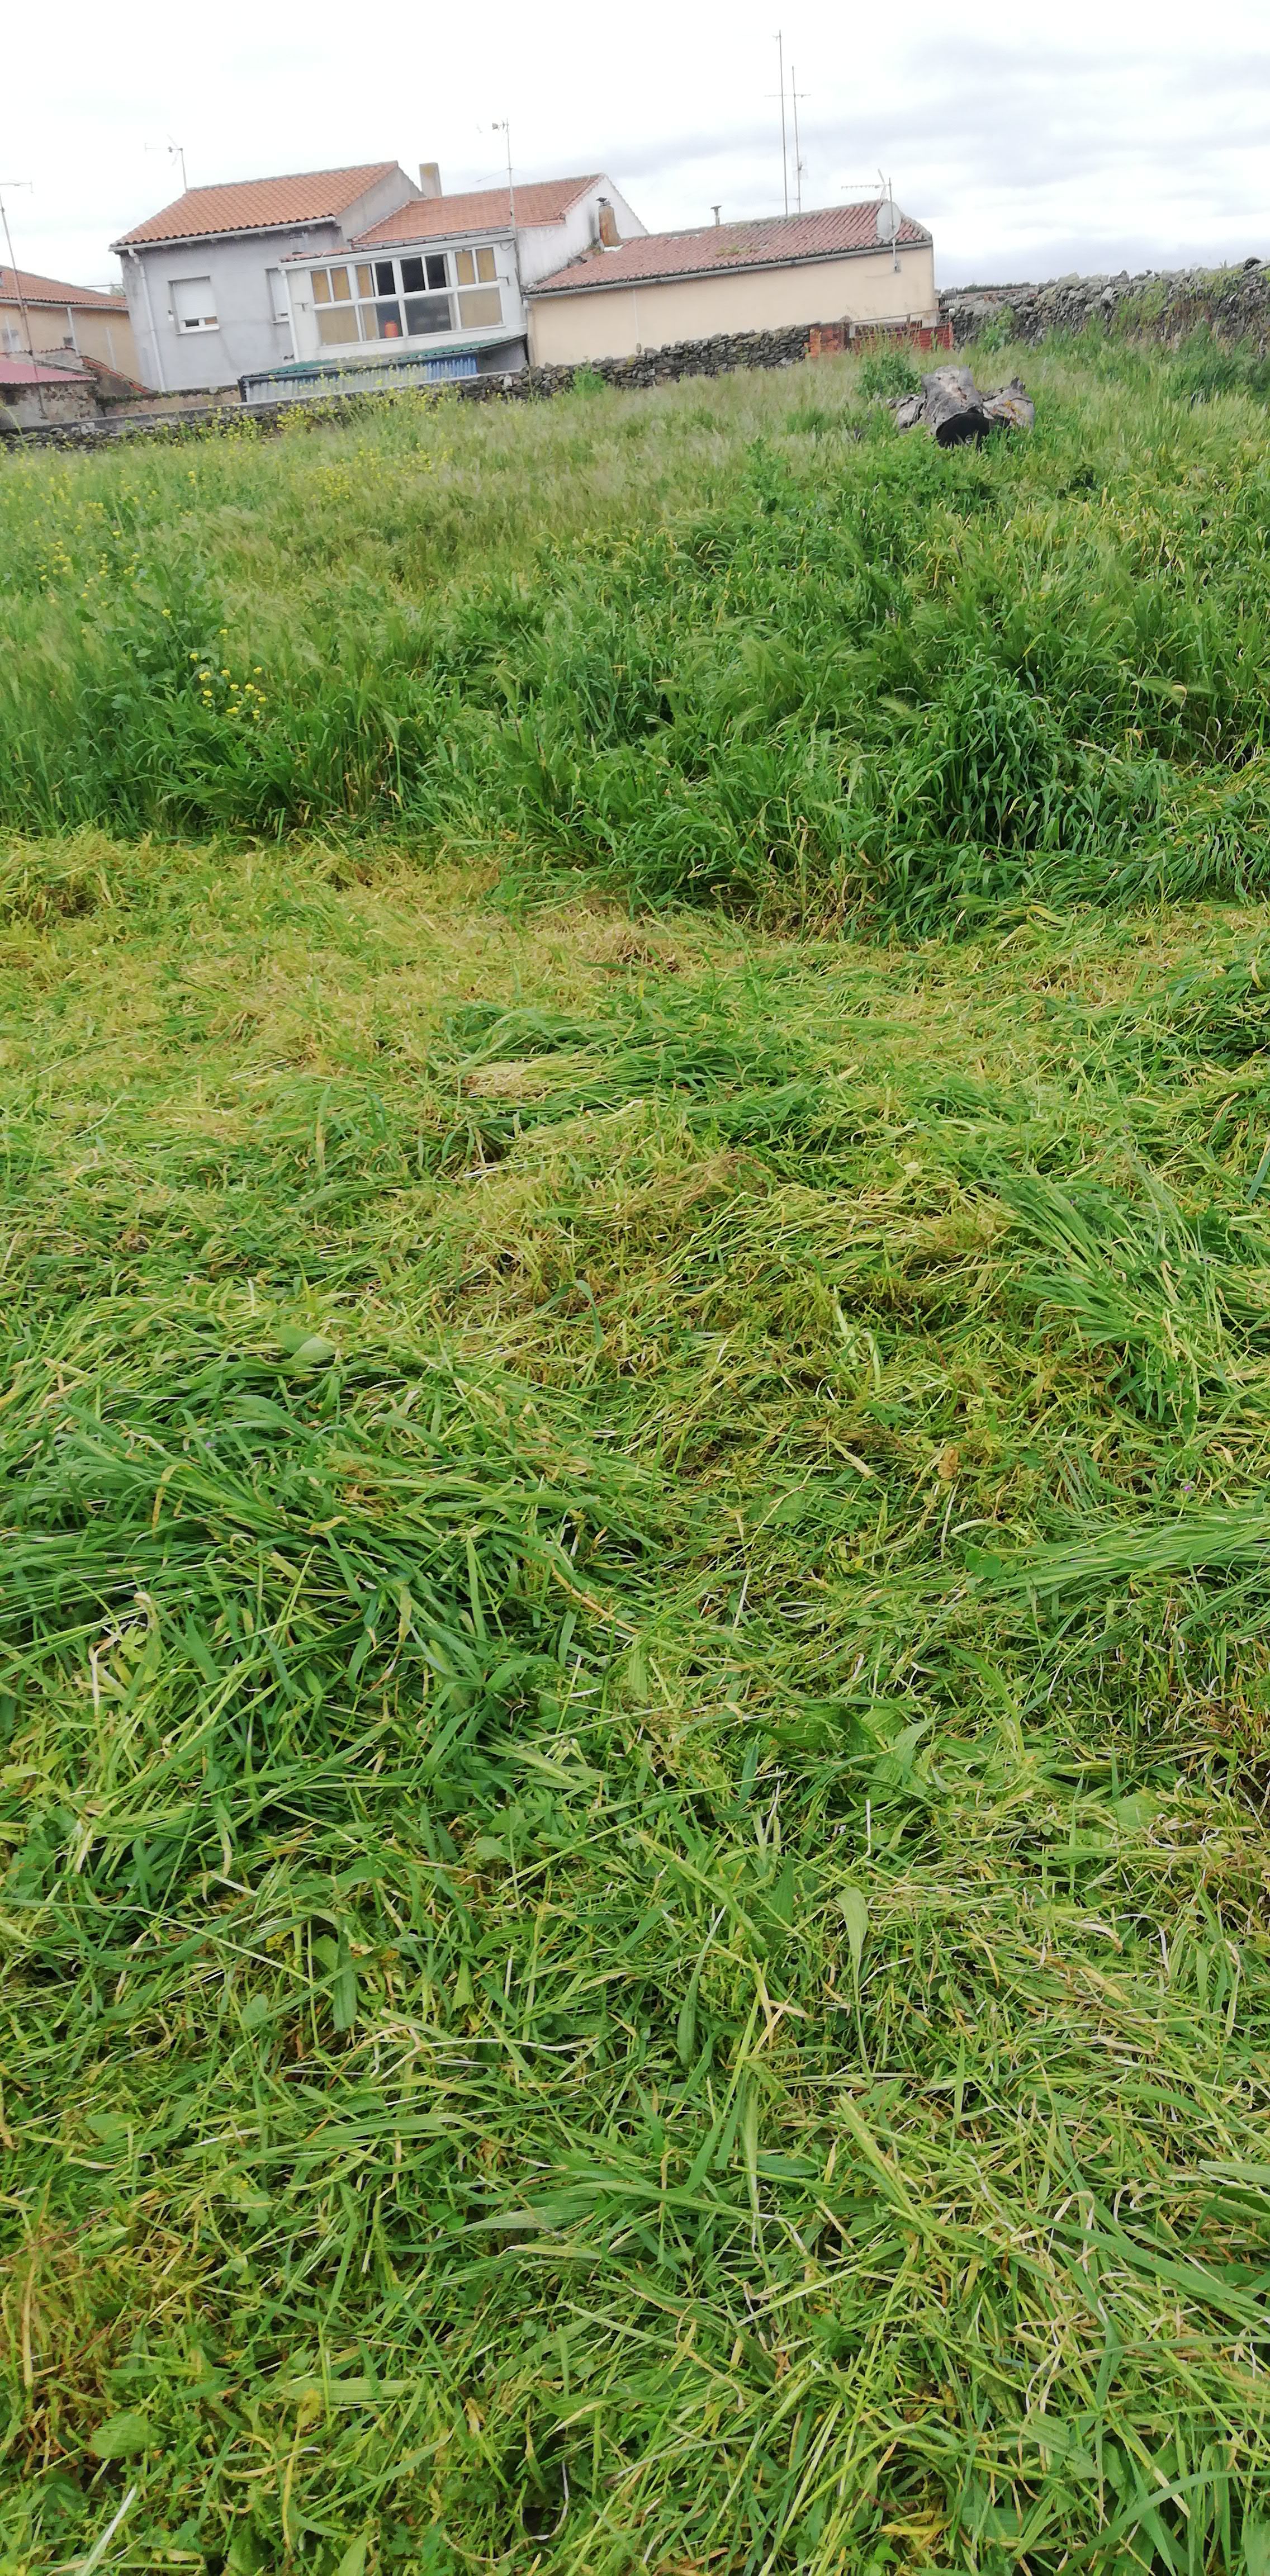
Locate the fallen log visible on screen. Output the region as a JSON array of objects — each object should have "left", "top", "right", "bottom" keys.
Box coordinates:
[{"left": 892, "top": 364, "right": 1034, "bottom": 443}]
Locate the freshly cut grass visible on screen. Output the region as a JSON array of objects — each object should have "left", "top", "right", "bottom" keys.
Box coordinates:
[
  {"left": 4, "top": 343, "right": 1270, "bottom": 925},
  {"left": 3, "top": 839, "right": 1270, "bottom": 2572}
]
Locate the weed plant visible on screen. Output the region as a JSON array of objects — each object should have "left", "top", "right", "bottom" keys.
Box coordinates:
[
  {"left": 5, "top": 347, "right": 1270, "bottom": 2573},
  {"left": 3, "top": 346, "right": 1270, "bottom": 927}
]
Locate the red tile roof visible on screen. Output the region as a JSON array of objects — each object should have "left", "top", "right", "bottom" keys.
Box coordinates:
[
  {"left": 354, "top": 174, "right": 599, "bottom": 247},
  {"left": 113, "top": 164, "right": 402, "bottom": 249},
  {"left": 1, "top": 264, "right": 126, "bottom": 312},
  {"left": 530, "top": 202, "right": 930, "bottom": 294},
  {"left": 0, "top": 353, "right": 87, "bottom": 384}
]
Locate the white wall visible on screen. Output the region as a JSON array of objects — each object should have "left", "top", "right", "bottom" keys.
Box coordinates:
[
  {"left": 529, "top": 242, "right": 937, "bottom": 366},
  {"left": 119, "top": 167, "right": 418, "bottom": 392},
  {"left": 515, "top": 177, "right": 646, "bottom": 286}
]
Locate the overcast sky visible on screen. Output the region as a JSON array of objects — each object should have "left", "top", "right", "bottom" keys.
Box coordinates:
[{"left": 5, "top": 0, "right": 1268, "bottom": 293}]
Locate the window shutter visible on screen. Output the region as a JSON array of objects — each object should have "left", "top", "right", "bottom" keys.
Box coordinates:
[{"left": 171, "top": 276, "right": 217, "bottom": 329}]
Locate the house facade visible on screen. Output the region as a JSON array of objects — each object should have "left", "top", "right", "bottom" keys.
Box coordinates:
[
  {"left": 1, "top": 266, "right": 137, "bottom": 377},
  {"left": 528, "top": 203, "right": 937, "bottom": 366},
  {"left": 271, "top": 173, "right": 645, "bottom": 400},
  {"left": 111, "top": 164, "right": 421, "bottom": 391}
]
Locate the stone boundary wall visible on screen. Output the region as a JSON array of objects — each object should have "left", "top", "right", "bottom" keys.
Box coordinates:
[
  {"left": 3, "top": 316, "right": 947, "bottom": 453},
  {"left": 940, "top": 259, "right": 1270, "bottom": 350}
]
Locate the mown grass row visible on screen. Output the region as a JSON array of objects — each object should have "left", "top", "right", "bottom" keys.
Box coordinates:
[
  {"left": 3, "top": 837, "right": 1270, "bottom": 2571},
  {"left": 3, "top": 346, "right": 1270, "bottom": 925}
]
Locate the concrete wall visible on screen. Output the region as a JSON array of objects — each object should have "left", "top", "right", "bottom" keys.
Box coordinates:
[
  {"left": 119, "top": 167, "right": 419, "bottom": 390},
  {"left": 1, "top": 298, "right": 138, "bottom": 376},
  {"left": 530, "top": 240, "right": 936, "bottom": 365}
]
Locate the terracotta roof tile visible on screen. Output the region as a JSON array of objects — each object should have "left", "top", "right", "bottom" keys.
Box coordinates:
[
  {"left": 0, "top": 352, "right": 86, "bottom": 384},
  {"left": 1, "top": 264, "right": 126, "bottom": 312},
  {"left": 113, "top": 164, "right": 401, "bottom": 249},
  {"left": 530, "top": 201, "right": 928, "bottom": 294},
  {"left": 354, "top": 175, "right": 599, "bottom": 247}
]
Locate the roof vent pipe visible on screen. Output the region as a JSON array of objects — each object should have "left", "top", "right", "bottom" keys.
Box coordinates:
[{"left": 418, "top": 163, "right": 442, "bottom": 198}]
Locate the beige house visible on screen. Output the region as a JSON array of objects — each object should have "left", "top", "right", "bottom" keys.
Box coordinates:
[
  {"left": 528, "top": 201, "right": 936, "bottom": 366},
  {"left": 0, "top": 265, "right": 138, "bottom": 377}
]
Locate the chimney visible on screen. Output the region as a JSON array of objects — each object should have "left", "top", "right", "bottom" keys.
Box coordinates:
[
  {"left": 597, "top": 196, "right": 619, "bottom": 249},
  {"left": 711, "top": 203, "right": 722, "bottom": 225},
  {"left": 418, "top": 163, "right": 442, "bottom": 198}
]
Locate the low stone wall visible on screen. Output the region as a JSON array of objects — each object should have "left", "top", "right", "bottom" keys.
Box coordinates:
[
  {"left": 4, "top": 315, "right": 941, "bottom": 452},
  {"left": 940, "top": 259, "right": 1270, "bottom": 351}
]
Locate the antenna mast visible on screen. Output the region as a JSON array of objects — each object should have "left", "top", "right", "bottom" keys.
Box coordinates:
[
  {"left": 0, "top": 181, "right": 45, "bottom": 421},
  {"left": 774, "top": 32, "right": 789, "bottom": 216}
]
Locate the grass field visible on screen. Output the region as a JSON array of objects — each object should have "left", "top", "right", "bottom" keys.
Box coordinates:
[{"left": 4, "top": 349, "right": 1270, "bottom": 2574}]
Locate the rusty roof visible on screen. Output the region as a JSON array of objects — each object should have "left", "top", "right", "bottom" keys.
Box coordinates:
[
  {"left": 1, "top": 264, "right": 126, "bottom": 312},
  {"left": 354, "top": 175, "right": 600, "bottom": 247},
  {"left": 113, "top": 164, "right": 402, "bottom": 248},
  {"left": 530, "top": 201, "right": 929, "bottom": 293}
]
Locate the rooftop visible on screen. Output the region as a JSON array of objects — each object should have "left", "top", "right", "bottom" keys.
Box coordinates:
[
  {"left": 1, "top": 264, "right": 126, "bottom": 312},
  {"left": 530, "top": 201, "right": 930, "bottom": 294},
  {"left": 354, "top": 174, "right": 600, "bottom": 248},
  {"left": 113, "top": 164, "right": 404, "bottom": 249},
  {"left": 0, "top": 353, "right": 87, "bottom": 385}
]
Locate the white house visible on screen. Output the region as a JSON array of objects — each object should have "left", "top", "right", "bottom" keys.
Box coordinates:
[
  {"left": 271, "top": 172, "right": 645, "bottom": 401},
  {"left": 111, "top": 163, "right": 421, "bottom": 392}
]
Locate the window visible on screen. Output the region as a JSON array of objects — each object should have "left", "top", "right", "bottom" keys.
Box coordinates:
[
  {"left": 171, "top": 274, "right": 217, "bottom": 332},
  {"left": 318, "top": 306, "right": 360, "bottom": 346},
  {"left": 267, "top": 268, "right": 290, "bottom": 324},
  {"left": 301, "top": 250, "right": 504, "bottom": 348},
  {"left": 458, "top": 287, "right": 501, "bottom": 326},
  {"left": 405, "top": 293, "right": 451, "bottom": 335}
]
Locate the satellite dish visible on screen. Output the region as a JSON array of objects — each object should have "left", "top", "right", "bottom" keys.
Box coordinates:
[{"left": 876, "top": 196, "right": 901, "bottom": 245}]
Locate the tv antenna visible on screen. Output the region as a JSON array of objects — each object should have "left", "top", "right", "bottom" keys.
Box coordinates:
[
  {"left": 148, "top": 138, "right": 188, "bottom": 193},
  {"left": 789, "top": 63, "right": 810, "bottom": 214},
  {"left": 490, "top": 119, "right": 515, "bottom": 229},
  {"left": 0, "top": 181, "right": 45, "bottom": 420},
  {"left": 773, "top": 32, "right": 789, "bottom": 216}
]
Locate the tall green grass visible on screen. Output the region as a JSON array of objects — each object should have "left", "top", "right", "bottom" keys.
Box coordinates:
[
  {"left": 4, "top": 347, "right": 1270, "bottom": 925},
  {"left": 4, "top": 837, "right": 1270, "bottom": 2570}
]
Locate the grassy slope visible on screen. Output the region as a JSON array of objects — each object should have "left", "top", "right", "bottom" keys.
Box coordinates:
[
  {"left": 3, "top": 347, "right": 1270, "bottom": 922},
  {"left": 2, "top": 358, "right": 1270, "bottom": 2573}
]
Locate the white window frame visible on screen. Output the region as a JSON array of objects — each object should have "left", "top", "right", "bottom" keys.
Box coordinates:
[
  {"left": 170, "top": 274, "right": 219, "bottom": 334},
  {"left": 304, "top": 247, "right": 506, "bottom": 351},
  {"left": 266, "top": 267, "right": 290, "bottom": 326}
]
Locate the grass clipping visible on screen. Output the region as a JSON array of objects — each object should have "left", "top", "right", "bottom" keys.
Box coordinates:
[{"left": 1, "top": 835, "right": 1270, "bottom": 2570}]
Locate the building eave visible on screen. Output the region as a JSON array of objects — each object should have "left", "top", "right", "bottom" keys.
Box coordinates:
[{"left": 111, "top": 215, "right": 347, "bottom": 257}]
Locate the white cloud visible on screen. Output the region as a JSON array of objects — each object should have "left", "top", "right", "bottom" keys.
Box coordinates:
[{"left": 4, "top": 0, "right": 1268, "bottom": 290}]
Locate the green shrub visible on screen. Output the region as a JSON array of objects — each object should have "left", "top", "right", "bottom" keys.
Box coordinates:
[{"left": 856, "top": 340, "right": 922, "bottom": 400}]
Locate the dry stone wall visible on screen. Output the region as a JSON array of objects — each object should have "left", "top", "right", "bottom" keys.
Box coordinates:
[{"left": 941, "top": 259, "right": 1270, "bottom": 350}]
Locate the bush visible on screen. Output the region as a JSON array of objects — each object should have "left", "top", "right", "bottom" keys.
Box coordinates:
[{"left": 856, "top": 340, "right": 922, "bottom": 400}]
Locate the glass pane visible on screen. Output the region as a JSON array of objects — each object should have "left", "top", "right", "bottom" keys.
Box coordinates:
[
  {"left": 311, "top": 269, "right": 331, "bottom": 304},
  {"left": 318, "top": 305, "right": 359, "bottom": 344},
  {"left": 367, "top": 300, "right": 403, "bottom": 338},
  {"left": 404, "top": 294, "right": 452, "bottom": 337},
  {"left": 330, "top": 267, "right": 352, "bottom": 302},
  {"left": 426, "top": 253, "right": 447, "bottom": 290},
  {"left": 458, "top": 287, "right": 502, "bottom": 328},
  {"left": 454, "top": 248, "right": 475, "bottom": 287},
  {"left": 356, "top": 265, "right": 373, "bottom": 299},
  {"left": 375, "top": 259, "right": 396, "bottom": 295},
  {"left": 476, "top": 245, "right": 496, "bottom": 282},
  {"left": 401, "top": 256, "right": 425, "bottom": 293}
]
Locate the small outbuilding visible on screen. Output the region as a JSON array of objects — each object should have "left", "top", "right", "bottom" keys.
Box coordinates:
[{"left": 528, "top": 201, "right": 936, "bottom": 367}]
